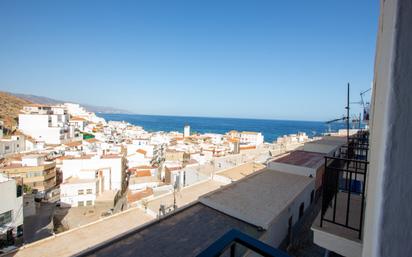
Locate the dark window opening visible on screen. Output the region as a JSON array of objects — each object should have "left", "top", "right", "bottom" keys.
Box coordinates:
[
  {"left": 299, "top": 202, "right": 305, "bottom": 220},
  {"left": 310, "top": 190, "right": 314, "bottom": 204}
]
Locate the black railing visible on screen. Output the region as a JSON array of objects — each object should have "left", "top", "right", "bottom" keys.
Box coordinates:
[
  {"left": 196, "top": 229, "right": 290, "bottom": 257},
  {"left": 320, "top": 134, "right": 369, "bottom": 239}
]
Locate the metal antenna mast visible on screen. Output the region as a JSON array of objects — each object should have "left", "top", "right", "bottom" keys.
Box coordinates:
[{"left": 346, "top": 83, "right": 350, "bottom": 144}]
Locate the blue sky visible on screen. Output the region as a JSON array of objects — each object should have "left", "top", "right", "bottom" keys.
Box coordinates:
[{"left": 0, "top": 0, "right": 379, "bottom": 121}]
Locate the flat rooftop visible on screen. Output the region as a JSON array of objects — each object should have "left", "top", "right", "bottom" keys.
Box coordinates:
[
  {"left": 79, "top": 203, "right": 262, "bottom": 257},
  {"left": 145, "top": 179, "right": 225, "bottom": 215},
  {"left": 216, "top": 162, "right": 265, "bottom": 181},
  {"left": 322, "top": 135, "right": 348, "bottom": 142},
  {"left": 272, "top": 150, "right": 325, "bottom": 169},
  {"left": 64, "top": 177, "right": 98, "bottom": 184},
  {"left": 200, "top": 168, "right": 313, "bottom": 229},
  {"left": 308, "top": 138, "right": 345, "bottom": 146},
  {"left": 302, "top": 139, "right": 343, "bottom": 154},
  {"left": 5, "top": 207, "right": 152, "bottom": 257}
]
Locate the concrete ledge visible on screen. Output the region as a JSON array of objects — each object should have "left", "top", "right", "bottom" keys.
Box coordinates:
[{"left": 312, "top": 226, "right": 363, "bottom": 257}]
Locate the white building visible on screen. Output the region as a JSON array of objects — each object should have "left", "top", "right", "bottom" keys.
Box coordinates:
[
  {"left": 18, "top": 105, "right": 77, "bottom": 145},
  {"left": 239, "top": 131, "right": 264, "bottom": 146},
  {"left": 150, "top": 133, "right": 170, "bottom": 145},
  {"left": 184, "top": 125, "right": 190, "bottom": 138},
  {"left": 63, "top": 103, "right": 105, "bottom": 124},
  {"left": 0, "top": 135, "right": 25, "bottom": 158},
  {"left": 199, "top": 168, "right": 315, "bottom": 247},
  {"left": 61, "top": 154, "right": 124, "bottom": 191},
  {"left": 60, "top": 169, "right": 103, "bottom": 207},
  {"left": 0, "top": 174, "right": 23, "bottom": 246},
  {"left": 204, "top": 133, "right": 223, "bottom": 145}
]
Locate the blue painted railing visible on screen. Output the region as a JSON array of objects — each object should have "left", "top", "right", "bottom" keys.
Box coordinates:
[{"left": 196, "top": 229, "right": 290, "bottom": 257}]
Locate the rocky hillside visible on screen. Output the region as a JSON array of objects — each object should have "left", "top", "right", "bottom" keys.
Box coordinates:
[{"left": 0, "top": 91, "right": 32, "bottom": 134}]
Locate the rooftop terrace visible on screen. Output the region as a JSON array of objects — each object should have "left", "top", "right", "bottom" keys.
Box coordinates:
[{"left": 273, "top": 150, "right": 325, "bottom": 169}]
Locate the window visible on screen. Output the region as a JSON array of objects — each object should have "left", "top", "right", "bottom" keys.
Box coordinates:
[
  {"left": 5, "top": 145, "right": 10, "bottom": 151},
  {"left": 86, "top": 189, "right": 93, "bottom": 194},
  {"left": 310, "top": 190, "right": 314, "bottom": 204},
  {"left": 78, "top": 189, "right": 84, "bottom": 195},
  {"left": 17, "top": 185, "right": 23, "bottom": 197},
  {"left": 86, "top": 200, "right": 93, "bottom": 206},
  {"left": 0, "top": 211, "right": 12, "bottom": 226},
  {"left": 27, "top": 171, "right": 43, "bottom": 178},
  {"left": 78, "top": 201, "right": 84, "bottom": 207}
]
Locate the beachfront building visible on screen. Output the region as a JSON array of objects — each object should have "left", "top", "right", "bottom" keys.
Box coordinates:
[
  {"left": 0, "top": 174, "right": 23, "bottom": 248},
  {"left": 239, "top": 131, "right": 264, "bottom": 146},
  {"left": 0, "top": 154, "right": 57, "bottom": 195},
  {"left": 18, "top": 105, "right": 78, "bottom": 145}
]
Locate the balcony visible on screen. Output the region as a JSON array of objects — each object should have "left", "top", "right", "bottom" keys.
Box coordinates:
[
  {"left": 312, "top": 132, "right": 369, "bottom": 257},
  {"left": 197, "top": 229, "right": 290, "bottom": 257}
]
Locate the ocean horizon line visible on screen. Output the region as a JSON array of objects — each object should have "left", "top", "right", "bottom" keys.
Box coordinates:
[{"left": 97, "top": 112, "right": 331, "bottom": 124}]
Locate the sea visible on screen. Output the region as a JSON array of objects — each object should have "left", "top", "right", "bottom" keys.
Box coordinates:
[{"left": 99, "top": 114, "right": 352, "bottom": 143}]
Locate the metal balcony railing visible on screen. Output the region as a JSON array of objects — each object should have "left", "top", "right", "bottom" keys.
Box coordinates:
[
  {"left": 320, "top": 132, "right": 369, "bottom": 239},
  {"left": 196, "top": 229, "right": 290, "bottom": 257}
]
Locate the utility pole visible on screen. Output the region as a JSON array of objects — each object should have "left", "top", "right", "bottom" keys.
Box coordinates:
[{"left": 346, "top": 83, "right": 350, "bottom": 144}]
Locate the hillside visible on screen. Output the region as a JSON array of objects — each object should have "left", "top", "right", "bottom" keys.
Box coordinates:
[
  {"left": 0, "top": 92, "right": 32, "bottom": 133},
  {"left": 12, "top": 92, "right": 132, "bottom": 114}
]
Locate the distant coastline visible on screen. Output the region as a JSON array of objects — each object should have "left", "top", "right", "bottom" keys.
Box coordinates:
[{"left": 99, "top": 113, "right": 351, "bottom": 143}]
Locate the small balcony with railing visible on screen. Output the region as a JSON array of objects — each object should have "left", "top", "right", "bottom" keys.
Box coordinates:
[
  {"left": 312, "top": 131, "right": 369, "bottom": 257},
  {"left": 196, "top": 229, "right": 290, "bottom": 257}
]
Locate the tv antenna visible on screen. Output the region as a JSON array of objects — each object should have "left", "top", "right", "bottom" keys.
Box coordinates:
[{"left": 325, "top": 83, "right": 351, "bottom": 143}]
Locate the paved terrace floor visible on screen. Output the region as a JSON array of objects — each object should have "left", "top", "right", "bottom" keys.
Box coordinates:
[
  {"left": 79, "top": 203, "right": 263, "bottom": 257},
  {"left": 4, "top": 208, "right": 152, "bottom": 257}
]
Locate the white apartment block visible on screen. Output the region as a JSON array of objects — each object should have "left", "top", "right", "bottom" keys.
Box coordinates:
[
  {"left": 61, "top": 154, "right": 124, "bottom": 191},
  {"left": 18, "top": 105, "right": 76, "bottom": 145},
  {"left": 63, "top": 103, "right": 105, "bottom": 124},
  {"left": 60, "top": 169, "right": 103, "bottom": 207},
  {"left": 0, "top": 174, "right": 23, "bottom": 245},
  {"left": 239, "top": 131, "right": 264, "bottom": 146}
]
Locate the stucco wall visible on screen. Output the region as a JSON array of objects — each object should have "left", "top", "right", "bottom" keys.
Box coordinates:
[
  {"left": 362, "top": 0, "right": 412, "bottom": 256},
  {"left": 245, "top": 179, "right": 315, "bottom": 257}
]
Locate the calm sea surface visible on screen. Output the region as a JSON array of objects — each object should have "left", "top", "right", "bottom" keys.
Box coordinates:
[{"left": 99, "top": 114, "right": 350, "bottom": 143}]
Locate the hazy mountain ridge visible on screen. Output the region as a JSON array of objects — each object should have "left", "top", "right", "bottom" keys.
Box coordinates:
[{"left": 10, "top": 92, "right": 133, "bottom": 114}]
